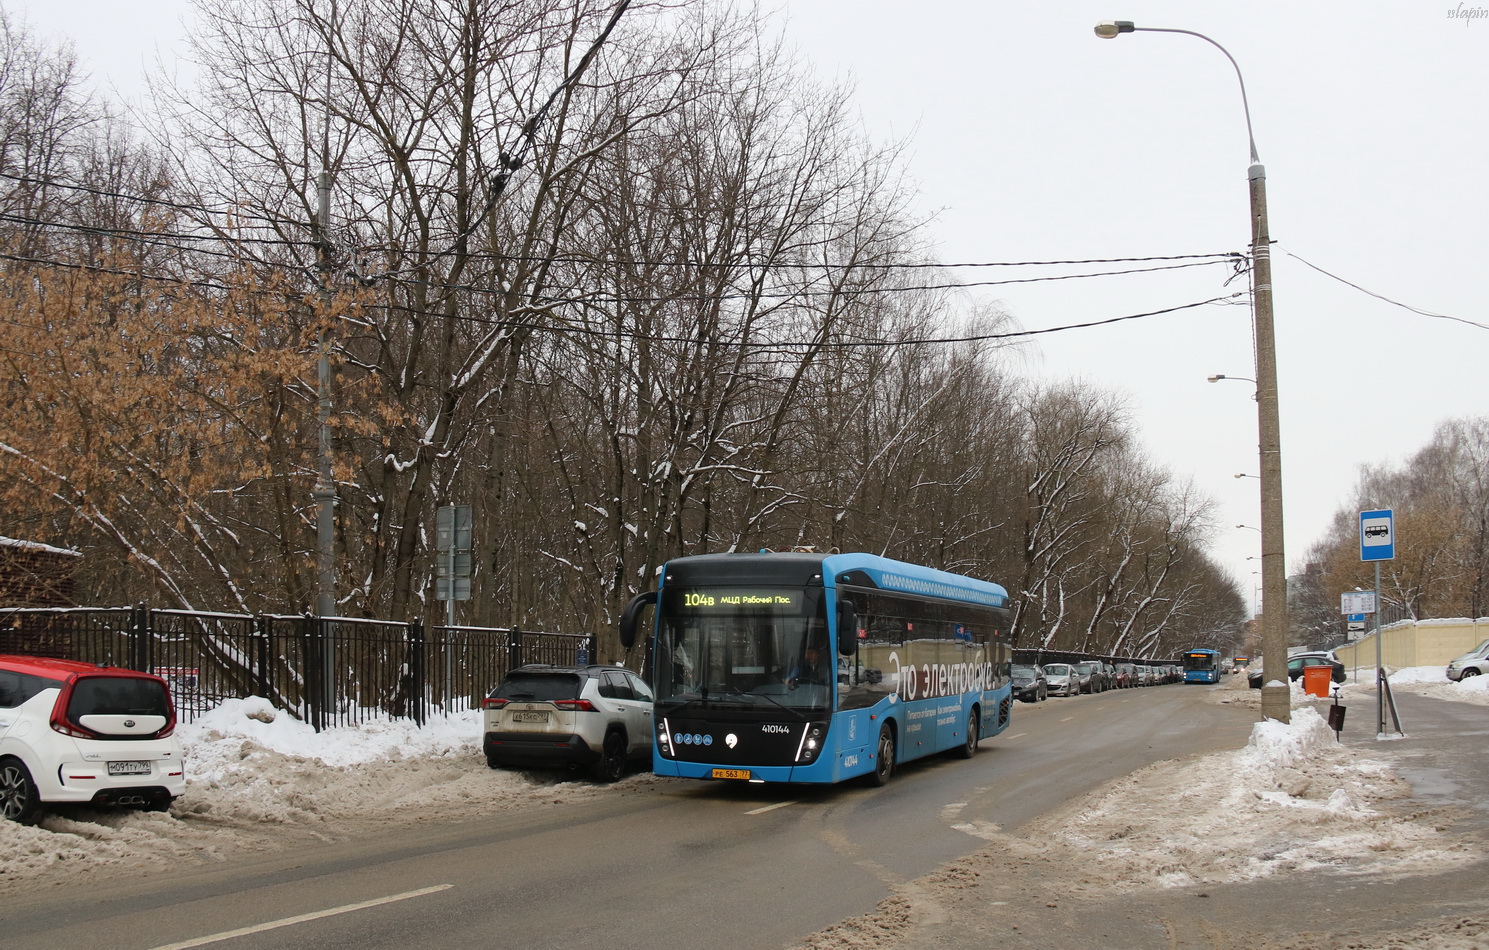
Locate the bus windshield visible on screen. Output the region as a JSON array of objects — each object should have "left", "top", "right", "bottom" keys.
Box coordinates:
[
  {"left": 1184, "top": 651, "right": 1218, "bottom": 672},
  {"left": 655, "top": 586, "right": 831, "bottom": 713}
]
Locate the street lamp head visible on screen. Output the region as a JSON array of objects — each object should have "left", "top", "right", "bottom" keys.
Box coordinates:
[{"left": 1094, "top": 20, "right": 1136, "bottom": 39}]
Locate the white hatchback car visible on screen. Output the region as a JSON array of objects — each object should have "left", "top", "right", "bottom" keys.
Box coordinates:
[{"left": 0, "top": 655, "right": 186, "bottom": 824}]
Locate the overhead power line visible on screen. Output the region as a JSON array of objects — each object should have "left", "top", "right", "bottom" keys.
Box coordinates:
[
  {"left": 1283, "top": 249, "right": 1488, "bottom": 332},
  {"left": 380, "top": 292, "right": 1248, "bottom": 349},
  {"left": 0, "top": 171, "right": 292, "bottom": 230},
  {"left": 0, "top": 245, "right": 1243, "bottom": 350},
  {"left": 384, "top": 258, "right": 1239, "bottom": 304},
  {"left": 3, "top": 172, "right": 1246, "bottom": 277}
]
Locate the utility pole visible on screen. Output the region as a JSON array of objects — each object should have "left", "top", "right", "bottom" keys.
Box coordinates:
[
  {"left": 1250, "top": 160, "right": 1290, "bottom": 725},
  {"left": 1094, "top": 20, "right": 1290, "bottom": 722},
  {"left": 314, "top": 169, "right": 336, "bottom": 619},
  {"left": 314, "top": 0, "right": 338, "bottom": 621}
]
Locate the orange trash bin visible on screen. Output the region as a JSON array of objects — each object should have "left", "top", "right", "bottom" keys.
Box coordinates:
[{"left": 1302, "top": 664, "right": 1332, "bottom": 698}]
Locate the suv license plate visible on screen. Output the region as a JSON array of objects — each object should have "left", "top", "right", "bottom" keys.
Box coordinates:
[
  {"left": 512, "top": 711, "right": 549, "bottom": 723},
  {"left": 710, "top": 768, "right": 751, "bottom": 781},
  {"left": 107, "top": 760, "right": 152, "bottom": 776}
]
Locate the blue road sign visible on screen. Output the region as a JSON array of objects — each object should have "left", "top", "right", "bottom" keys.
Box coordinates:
[{"left": 1360, "top": 508, "right": 1395, "bottom": 561}]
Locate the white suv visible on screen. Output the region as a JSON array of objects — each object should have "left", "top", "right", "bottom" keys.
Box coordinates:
[
  {"left": 482, "top": 664, "right": 654, "bottom": 781},
  {"left": 1446, "top": 639, "right": 1489, "bottom": 682},
  {"left": 1, "top": 655, "right": 186, "bottom": 824}
]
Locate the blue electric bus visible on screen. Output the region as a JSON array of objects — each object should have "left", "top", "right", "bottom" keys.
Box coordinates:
[
  {"left": 1182, "top": 648, "right": 1222, "bottom": 684},
  {"left": 618, "top": 551, "right": 1013, "bottom": 786}
]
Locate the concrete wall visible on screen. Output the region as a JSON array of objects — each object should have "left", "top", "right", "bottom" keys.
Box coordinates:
[{"left": 1334, "top": 617, "right": 1489, "bottom": 670}]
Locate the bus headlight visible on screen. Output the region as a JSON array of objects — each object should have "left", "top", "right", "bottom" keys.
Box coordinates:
[{"left": 795, "top": 722, "right": 827, "bottom": 763}]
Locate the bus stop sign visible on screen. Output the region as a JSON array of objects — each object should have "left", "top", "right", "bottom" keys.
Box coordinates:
[{"left": 1360, "top": 509, "right": 1395, "bottom": 562}]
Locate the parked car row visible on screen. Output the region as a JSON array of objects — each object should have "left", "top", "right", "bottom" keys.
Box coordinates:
[{"left": 1012, "top": 659, "right": 1184, "bottom": 702}]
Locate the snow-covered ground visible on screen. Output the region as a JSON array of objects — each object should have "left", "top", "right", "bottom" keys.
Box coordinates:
[
  {"left": 3, "top": 667, "right": 1485, "bottom": 903},
  {"left": 1037, "top": 667, "right": 1488, "bottom": 891}
]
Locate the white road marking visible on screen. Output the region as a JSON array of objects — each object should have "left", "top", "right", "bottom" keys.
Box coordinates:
[
  {"left": 745, "top": 800, "right": 797, "bottom": 815},
  {"left": 145, "top": 884, "right": 454, "bottom": 950}
]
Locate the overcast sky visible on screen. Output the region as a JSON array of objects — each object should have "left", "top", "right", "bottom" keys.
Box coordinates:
[{"left": 20, "top": 0, "right": 1488, "bottom": 618}]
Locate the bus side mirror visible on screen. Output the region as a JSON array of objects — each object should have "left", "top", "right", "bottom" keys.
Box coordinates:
[
  {"left": 619, "top": 592, "right": 657, "bottom": 650},
  {"left": 836, "top": 601, "right": 858, "bottom": 656}
]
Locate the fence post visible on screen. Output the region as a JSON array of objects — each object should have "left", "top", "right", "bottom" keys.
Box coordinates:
[
  {"left": 303, "top": 611, "right": 325, "bottom": 732},
  {"left": 254, "top": 615, "right": 270, "bottom": 699},
  {"left": 130, "top": 602, "right": 149, "bottom": 672},
  {"left": 508, "top": 626, "right": 523, "bottom": 672},
  {"left": 409, "top": 620, "right": 426, "bottom": 727}
]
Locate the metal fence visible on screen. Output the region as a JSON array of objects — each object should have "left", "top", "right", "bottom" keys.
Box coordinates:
[{"left": 0, "top": 605, "right": 595, "bottom": 730}]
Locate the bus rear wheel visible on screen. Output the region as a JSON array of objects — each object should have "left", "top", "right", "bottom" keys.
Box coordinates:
[{"left": 865, "top": 725, "right": 895, "bottom": 787}]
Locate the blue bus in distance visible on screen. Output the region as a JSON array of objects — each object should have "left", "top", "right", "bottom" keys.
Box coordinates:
[
  {"left": 1183, "top": 648, "right": 1222, "bottom": 684},
  {"left": 618, "top": 552, "right": 1013, "bottom": 786}
]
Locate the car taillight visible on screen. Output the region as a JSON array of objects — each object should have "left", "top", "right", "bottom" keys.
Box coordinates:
[
  {"left": 51, "top": 679, "right": 97, "bottom": 739},
  {"left": 551, "top": 699, "right": 596, "bottom": 712},
  {"left": 50, "top": 714, "right": 95, "bottom": 739},
  {"left": 482, "top": 698, "right": 509, "bottom": 709}
]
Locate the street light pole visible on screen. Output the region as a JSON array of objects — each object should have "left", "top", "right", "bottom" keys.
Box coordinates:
[{"left": 1097, "top": 19, "right": 1290, "bottom": 722}]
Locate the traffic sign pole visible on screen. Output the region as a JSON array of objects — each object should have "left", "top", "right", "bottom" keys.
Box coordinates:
[{"left": 1359, "top": 508, "right": 1400, "bottom": 737}]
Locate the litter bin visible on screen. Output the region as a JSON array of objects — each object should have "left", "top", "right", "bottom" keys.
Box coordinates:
[{"left": 1302, "top": 665, "right": 1332, "bottom": 698}]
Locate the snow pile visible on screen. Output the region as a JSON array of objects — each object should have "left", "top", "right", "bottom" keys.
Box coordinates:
[
  {"left": 1212, "top": 664, "right": 1489, "bottom": 711},
  {"left": 1041, "top": 707, "right": 1474, "bottom": 891},
  {"left": 1369, "top": 665, "right": 1489, "bottom": 705},
  {"left": 0, "top": 698, "right": 625, "bottom": 890}
]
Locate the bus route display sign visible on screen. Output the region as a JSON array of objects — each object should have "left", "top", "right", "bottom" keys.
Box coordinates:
[{"left": 674, "top": 589, "right": 803, "bottom": 611}]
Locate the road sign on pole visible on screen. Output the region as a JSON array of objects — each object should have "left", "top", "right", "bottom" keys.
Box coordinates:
[
  {"left": 1359, "top": 508, "right": 1395, "bottom": 561},
  {"left": 1341, "top": 591, "right": 1376, "bottom": 615},
  {"left": 435, "top": 576, "right": 471, "bottom": 601},
  {"left": 437, "top": 505, "right": 473, "bottom": 553},
  {"left": 436, "top": 505, "right": 473, "bottom": 605}
]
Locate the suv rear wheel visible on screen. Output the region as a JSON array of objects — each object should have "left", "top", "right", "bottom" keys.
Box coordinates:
[
  {"left": 0, "top": 758, "right": 43, "bottom": 825},
  {"left": 591, "top": 730, "right": 627, "bottom": 783}
]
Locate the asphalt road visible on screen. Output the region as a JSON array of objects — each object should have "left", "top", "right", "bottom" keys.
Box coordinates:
[{"left": 2, "top": 683, "right": 1258, "bottom": 950}]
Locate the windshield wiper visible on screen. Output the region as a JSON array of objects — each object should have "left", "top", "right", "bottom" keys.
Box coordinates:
[{"left": 746, "top": 688, "right": 811, "bottom": 720}]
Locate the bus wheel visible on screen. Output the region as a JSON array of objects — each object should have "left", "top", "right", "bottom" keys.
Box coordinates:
[
  {"left": 865, "top": 725, "right": 895, "bottom": 787},
  {"left": 955, "top": 709, "right": 979, "bottom": 759}
]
